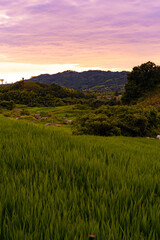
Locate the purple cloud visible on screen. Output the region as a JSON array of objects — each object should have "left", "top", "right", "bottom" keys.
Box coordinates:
[{"left": 0, "top": 0, "right": 160, "bottom": 69}]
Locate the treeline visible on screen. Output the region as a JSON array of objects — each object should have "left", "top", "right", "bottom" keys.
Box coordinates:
[{"left": 0, "top": 81, "right": 95, "bottom": 106}]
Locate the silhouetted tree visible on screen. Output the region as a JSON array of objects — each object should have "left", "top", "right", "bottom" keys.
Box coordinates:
[{"left": 122, "top": 62, "right": 160, "bottom": 104}]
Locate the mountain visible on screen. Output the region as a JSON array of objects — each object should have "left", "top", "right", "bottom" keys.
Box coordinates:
[{"left": 27, "top": 70, "right": 128, "bottom": 92}]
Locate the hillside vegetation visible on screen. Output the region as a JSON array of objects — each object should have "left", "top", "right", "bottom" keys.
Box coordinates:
[
  {"left": 71, "top": 62, "right": 160, "bottom": 138},
  {"left": 28, "top": 70, "right": 128, "bottom": 92},
  {"left": 0, "top": 80, "right": 95, "bottom": 107},
  {"left": 1, "top": 116, "right": 160, "bottom": 239},
  {"left": 1, "top": 61, "right": 160, "bottom": 138}
]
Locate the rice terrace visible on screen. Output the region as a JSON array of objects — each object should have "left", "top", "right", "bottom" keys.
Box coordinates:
[{"left": 1, "top": 114, "right": 160, "bottom": 239}]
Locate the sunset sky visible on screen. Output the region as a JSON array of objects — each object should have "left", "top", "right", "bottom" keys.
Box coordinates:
[{"left": 0, "top": 0, "right": 160, "bottom": 83}]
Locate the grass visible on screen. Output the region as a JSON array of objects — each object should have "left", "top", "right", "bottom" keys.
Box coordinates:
[
  {"left": 138, "top": 84, "right": 160, "bottom": 108},
  {"left": 0, "top": 116, "right": 160, "bottom": 239}
]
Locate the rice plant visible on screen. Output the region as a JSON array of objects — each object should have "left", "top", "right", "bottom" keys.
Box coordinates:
[{"left": 0, "top": 116, "right": 160, "bottom": 239}]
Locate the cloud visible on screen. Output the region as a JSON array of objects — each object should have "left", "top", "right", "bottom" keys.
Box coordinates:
[{"left": 0, "top": 0, "right": 159, "bottom": 69}]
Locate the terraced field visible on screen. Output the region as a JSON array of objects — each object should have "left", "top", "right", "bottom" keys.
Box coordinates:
[{"left": 0, "top": 116, "right": 160, "bottom": 239}]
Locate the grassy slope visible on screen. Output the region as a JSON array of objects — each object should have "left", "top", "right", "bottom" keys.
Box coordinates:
[
  {"left": 0, "top": 116, "right": 160, "bottom": 239},
  {"left": 138, "top": 85, "right": 160, "bottom": 108}
]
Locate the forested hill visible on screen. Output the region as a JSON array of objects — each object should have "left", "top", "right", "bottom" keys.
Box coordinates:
[
  {"left": 27, "top": 70, "right": 128, "bottom": 92},
  {"left": 0, "top": 81, "right": 95, "bottom": 107}
]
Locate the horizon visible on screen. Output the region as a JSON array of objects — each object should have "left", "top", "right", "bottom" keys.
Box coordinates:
[
  {"left": 0, "top": 63, "right": 130, "bottom": 84},
  {"left": 1, "top": 0, "right": 160, "bottom": 83}
]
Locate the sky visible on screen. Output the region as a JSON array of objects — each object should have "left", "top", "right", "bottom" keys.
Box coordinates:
[{"left": 0, "top": 0, "right": 160, "bottom": 83}]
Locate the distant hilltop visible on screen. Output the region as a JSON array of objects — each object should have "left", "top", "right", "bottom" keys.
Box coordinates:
[{"left": 26, "top": 70, "right": 129, "bottom": 93}]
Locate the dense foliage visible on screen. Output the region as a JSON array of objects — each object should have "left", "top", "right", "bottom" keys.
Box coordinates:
[
  {"left": 0, "top": 100, "right": 15, "bottom": 110},
  {"left": 1, "top": 117, "right": 160, "bottom": 239},
  {"left": 29, "top": 70, "right": 128, "bottom": 92},
  {"left": 0, "top": 81, "right": 95, "bottom": 106},
  {"left": 122, "top": 62, "right": 160, "bottom": 104},
  {"left": 72, "top": 105, "right": 160, "bottom": 137}
]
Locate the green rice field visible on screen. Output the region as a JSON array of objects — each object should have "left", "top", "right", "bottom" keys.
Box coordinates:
[{"left": 0, "top": 116, "right": 160, "bottom": 239}]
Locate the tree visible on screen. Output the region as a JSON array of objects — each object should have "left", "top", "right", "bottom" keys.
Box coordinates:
[{"left": 122, "top": 62, "right": 160, "bottom": 104}]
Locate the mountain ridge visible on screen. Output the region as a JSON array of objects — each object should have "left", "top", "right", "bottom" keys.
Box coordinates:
[{"left": 26, "top": 70, "right": 129, "bottom": 92}]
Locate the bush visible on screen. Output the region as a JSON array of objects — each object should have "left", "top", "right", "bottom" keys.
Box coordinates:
[
  {"left": 0, "top": 100, "right": 15, "bottom": 110},
  {"left": 72, "top": 113, "right": 121, "bottom": 136},
  {"left": 72, "top": 105, "right": 160, "bottom": 137},
  {"left": 20, "top": 109, "right": 30, "bottom": 116}
]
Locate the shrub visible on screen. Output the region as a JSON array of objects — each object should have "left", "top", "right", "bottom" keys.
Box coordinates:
[
  {"left": 0, "top": 100, "right": 15, "bottom": 110},
  {"left": 20, "top": 109, "right": 30, "bottom": 116},
  {"left": 72, "top": 105, "right": 160, "bottom": 137}
]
